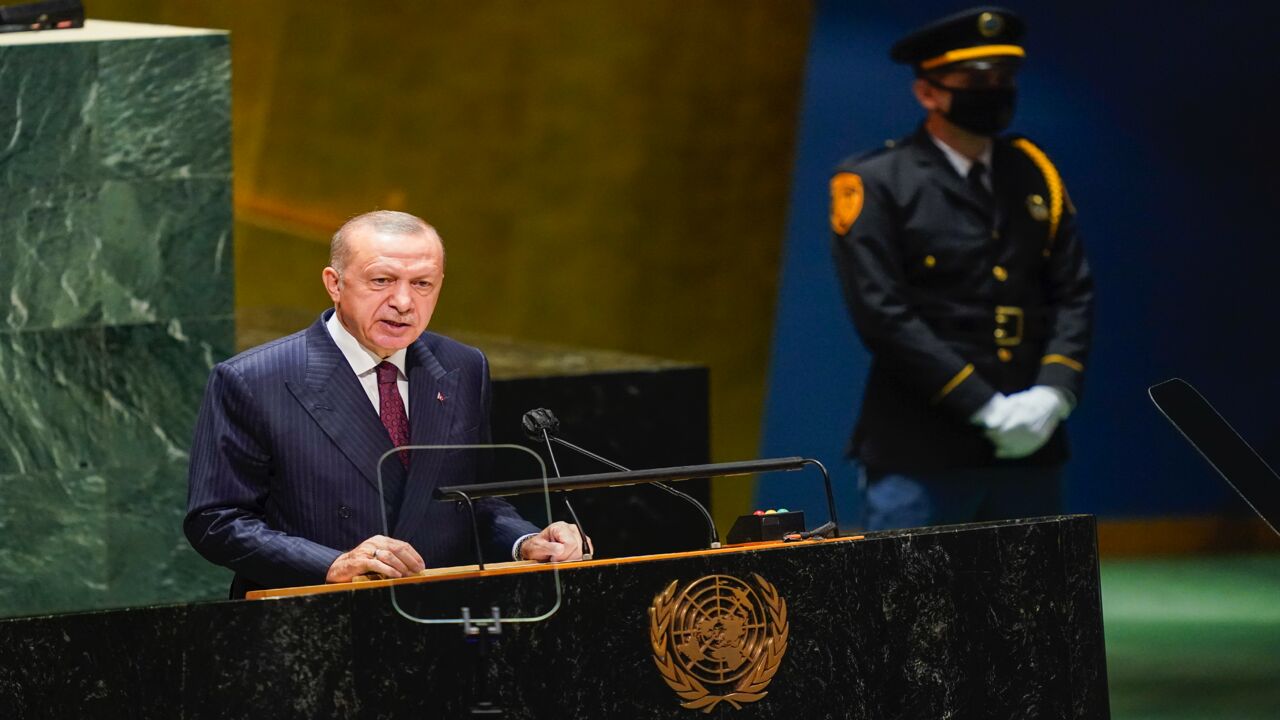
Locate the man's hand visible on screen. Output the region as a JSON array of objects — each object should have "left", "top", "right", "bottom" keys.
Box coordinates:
[
  {"left": 325, "top": 535, "right": 425, "bottom": 583},
  {"left": 982, "top": 386, "right": 1071, "bottom": 459},
  {"left": 518, "top": 521, "right": 590, "bottom": 563}
]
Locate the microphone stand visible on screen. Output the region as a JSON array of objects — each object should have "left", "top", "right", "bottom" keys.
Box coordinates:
[{"left": 540, "top": 430, "right": 595, "bottom": 560}]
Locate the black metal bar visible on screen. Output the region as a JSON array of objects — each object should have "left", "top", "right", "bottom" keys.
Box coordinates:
[
  {"left": 436, "top": 457, "right": 808, "bottom": 500},
  {"left": 453, "top": 490, "right": 486, "bottom": 572},
  {"left": 802, "top": 458, "right": 841, "bottom": 538},
  {"left": 559, "top": 494, "right": 593, "bottom": 559}
]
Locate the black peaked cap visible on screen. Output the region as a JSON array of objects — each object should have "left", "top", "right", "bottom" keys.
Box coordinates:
[{"left": 890, "top": 6, "right": 1025, "bottom": 69}]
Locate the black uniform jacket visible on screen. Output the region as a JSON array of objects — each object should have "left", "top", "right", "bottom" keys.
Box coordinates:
[{"left": 830, "top": 127, "right": 1094, "bottom": 472}]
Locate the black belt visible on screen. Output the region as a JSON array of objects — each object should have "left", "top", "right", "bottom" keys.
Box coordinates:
[{"left": 921, "top": 306, "right": 1050, "bottom": 346}]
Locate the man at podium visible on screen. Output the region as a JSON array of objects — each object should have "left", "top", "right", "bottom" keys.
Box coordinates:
[{"left": 184, "top": 210, "right": 586, "bottom": 598}]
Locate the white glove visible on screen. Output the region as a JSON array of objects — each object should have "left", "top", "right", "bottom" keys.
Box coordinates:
[
  {"left": 1014, "top": 385, "right": 1072, "bottom": 421},
  {"left": 984, "top": 386, "right": 1071, "bottom": 459},
  {"left": 970, "top": 393, "right": 1011, "bottom": 428}
]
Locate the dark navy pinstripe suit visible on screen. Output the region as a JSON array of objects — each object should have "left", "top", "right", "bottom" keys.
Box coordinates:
[{"left": 185, "top": 310, "right": 538, "bottom": 598}]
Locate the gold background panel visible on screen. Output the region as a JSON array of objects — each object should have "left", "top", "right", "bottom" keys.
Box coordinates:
[{"left": 89, "top": 1, "right": 815, "bottom": 527}]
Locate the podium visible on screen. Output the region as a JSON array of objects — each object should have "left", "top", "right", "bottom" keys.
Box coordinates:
[{"left": 0, "top": 515, "right": 1109, "bottom": 718}]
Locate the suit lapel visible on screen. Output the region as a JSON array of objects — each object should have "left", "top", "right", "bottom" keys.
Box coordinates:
[
  {"left": 394, "top": 336, "right": 462, "bottom": 538},
  {"left": 990, "top": 140, "right": 1016, "bottom": 231},
  {"left": 286, "top": 314, "right": 406, "bottom": 496},
  {"left": 910, "top": 128, "right": 995, "bottom": 222}
]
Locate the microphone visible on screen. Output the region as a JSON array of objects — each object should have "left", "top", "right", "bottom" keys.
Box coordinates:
[
  {"left": 520, "top": 408, "right": 593, "bottom": 560},
  {"left": 521, "top": 407, "right": 560, "bottom": 442},
  {"left": 521, "top": 408, "right": 721, "bottom": 549}
]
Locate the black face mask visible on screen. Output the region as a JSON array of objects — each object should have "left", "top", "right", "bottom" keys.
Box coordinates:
[{"left": 934, "top": 83, "right": 1017, "bottom": 136}]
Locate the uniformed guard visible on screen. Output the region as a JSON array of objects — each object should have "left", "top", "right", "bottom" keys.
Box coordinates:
[{"left": 830, "top": 7, "right": 1094, "bottom": 530}]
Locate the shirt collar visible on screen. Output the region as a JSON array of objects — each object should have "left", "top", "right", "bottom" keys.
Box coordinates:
[
  {"left": 325, "top": 310, "right": 408, "bottom": 379},
  {"left": 927, "top": 131, "right": 993, "bottom": 179}
]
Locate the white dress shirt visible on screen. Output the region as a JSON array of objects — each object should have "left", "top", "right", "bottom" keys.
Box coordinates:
[
  {"left": 929, "top": 132, "right": 994, "bottom": 192},
  {"left": 325, "top": 311, "right": 409, "bottom": 417}
]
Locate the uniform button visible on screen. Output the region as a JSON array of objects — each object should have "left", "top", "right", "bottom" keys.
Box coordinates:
[
  {"left": 994, "top": 328, "right": 1007, "bottom": 339},
  {"left": 992, "top": 266, "right": 1008, "bottom": 281},
  {"left": 992, "top": 230, "right": 1001, "bottom": 240},
  {"left": 338, "top": 505, "right": 352, "bottom": 519},
  {"left": 997, "top": 348, "right": 1013, "bottom": 362},
  {"left": 924, "top": 255, "right": 937, "bottom": 268}
]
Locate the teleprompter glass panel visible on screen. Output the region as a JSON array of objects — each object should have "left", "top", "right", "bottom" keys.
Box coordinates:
[{"left": 374, "top": 444, "right": 561, "bottom": 626}]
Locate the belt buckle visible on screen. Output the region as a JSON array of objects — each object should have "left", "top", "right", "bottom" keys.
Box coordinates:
[{"left": 994, "top": 306, "right": 1023, "bottom": 347}]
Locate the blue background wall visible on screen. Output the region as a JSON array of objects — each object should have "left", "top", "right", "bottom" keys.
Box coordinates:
[{"left": 758, "top": 1, "right": 1280, "bottom": 524}]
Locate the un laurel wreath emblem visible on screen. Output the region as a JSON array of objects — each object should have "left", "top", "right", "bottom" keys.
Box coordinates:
[{"left": 648, "top": 573, "right": 789, "bottom": 713}]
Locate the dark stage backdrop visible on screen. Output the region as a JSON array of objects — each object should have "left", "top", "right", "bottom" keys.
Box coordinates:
[{"left": 759, "top": 0, "right": 1280, "bottom": 525}]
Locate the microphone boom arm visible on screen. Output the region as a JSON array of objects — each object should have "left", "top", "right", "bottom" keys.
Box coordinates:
[{"left": 547, "top": 435, "right": 722, "bottom": 549}]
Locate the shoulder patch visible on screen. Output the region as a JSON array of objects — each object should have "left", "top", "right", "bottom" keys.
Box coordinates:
[
  {"left": 830, "top": 172, "right": 864, "bottom": 235},
  {"left": 1011, "top": 138, "right": 1066, "bottom": 243}
]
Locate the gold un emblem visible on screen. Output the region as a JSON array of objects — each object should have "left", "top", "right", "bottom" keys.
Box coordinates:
[{"left": 649, "top": 573, "right": 789, "bottom": 713}]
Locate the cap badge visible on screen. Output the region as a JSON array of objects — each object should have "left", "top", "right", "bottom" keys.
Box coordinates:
[{"left": 978, "top": 12, "right": 1004, "bottom": 38}]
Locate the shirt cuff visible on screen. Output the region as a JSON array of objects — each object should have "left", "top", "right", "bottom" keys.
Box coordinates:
[{"left": 512, "top": 533, "right": 537, "bottom": 561}]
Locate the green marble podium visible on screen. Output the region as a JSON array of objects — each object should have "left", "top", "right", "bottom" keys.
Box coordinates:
[{"left": 0, "top": 21, "right": 233, "bottom": 617}]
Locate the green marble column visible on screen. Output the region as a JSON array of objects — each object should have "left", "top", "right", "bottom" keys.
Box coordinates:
[{"left": 0, "top": 21, "right": 232, "bottom": 616}]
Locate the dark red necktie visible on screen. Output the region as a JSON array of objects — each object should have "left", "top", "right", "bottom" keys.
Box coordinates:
[{"left": 376, "top": 361, "right": 410, "bottom": 467}]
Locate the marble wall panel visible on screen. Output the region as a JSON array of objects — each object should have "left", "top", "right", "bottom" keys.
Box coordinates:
[
  {"left": 0, "top": 318, "right": 233, "bottom": 476},
  {"left": 0, "top": 179, "right": 231, "bottom": 332},
  {"left": 99, "top": 320, "right": 235, "bottom": 607},
  {"left": 99, "top": 318, "right": 233, "bottom": 461},
  {"left": 0, "top": 470, "right": 108, "bottom": 618},
  {"left": 0, "top": 184, "right": 103, "bottom": 331},
  {"left": 0, "top": 42, "right": 97, "bottom": 186},
  {"left": 0, "top": 318, "right": 235, "bottom": 615},
  {"left": 0, "top": 326, "right": 106, "bottom": 474},
  {"left": 95, "top": 35, "right": 231, "bottom": 180},
  {"left": 105, "top": 459, "right": 231, "bottom": 608},
  {"left": 0, "top": 28, "right": 233, "bottom": 618},
  {"left": 0, "top": 461, "right": 231, "bottom": 619},
  {"left": 0, "top": 33, "right": 231, "bottom": 330},
  {"left": 95, "top": 179, "right": 233, "bottom": 326}
]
